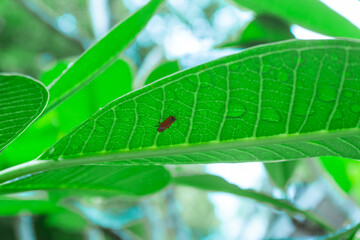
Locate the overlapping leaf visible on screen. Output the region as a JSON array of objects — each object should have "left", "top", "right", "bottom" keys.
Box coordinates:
[
  {"left": 0, "top": 166, "right": 170, "bottom": 196},
  {"left": 45, "top": 0, "right": 164, "bottom": 113},
  {"left": 0, "top": 74, "right": 48, "bottom": 152}
]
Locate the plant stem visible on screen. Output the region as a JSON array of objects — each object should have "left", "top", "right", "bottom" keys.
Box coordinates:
[{"left": 0, "top": 160, "right": 56, "bottom": 184}]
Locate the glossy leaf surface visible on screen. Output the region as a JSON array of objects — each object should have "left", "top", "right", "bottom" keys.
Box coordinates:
[
  {"left": 0, "top": 74, "right": 48, "bottom": 152},
  {"left": 38, "top": 39, "right": 360, "bottom": 165}
]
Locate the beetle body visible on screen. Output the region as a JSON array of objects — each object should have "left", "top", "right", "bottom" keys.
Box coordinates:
[{"left": 157, "top": 116, "right": 176, "bottom": 132}]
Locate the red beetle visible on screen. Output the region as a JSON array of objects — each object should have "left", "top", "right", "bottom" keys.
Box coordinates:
[{"left": 157, "top": 116, "right": 176, "bottom": 132}]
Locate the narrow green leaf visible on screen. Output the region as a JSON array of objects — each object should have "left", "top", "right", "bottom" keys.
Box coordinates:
[
  {"left": 55, "top": 57, "right": 134, "bottom": 133},
  {"left": 264, "top": 160, "right": 298, "bottom": 190},
  {"left": 39, "top": 39, "right": 360, "bottom": 165},
  {"left": 144, "top": 60, "right": 181, "bottom": 85},
  {"left": 173, "top": 174, "right": 334, "bottom": 232},
  {"left": 219, "top": 14, "right": 294, "bottom": 48},
  {"left": 0, "top": 166, "right": 170, "bottom": 196},
  {"left": 0, "top": 74, "right": 48, "bottom": 152},
  {"left": 324, "top": 222, "right": 360, "bottom": 240},
  {"left": 45, "top": 0, "right": 164, "bottom": 114},
  {"left": 231, "top": 0, "right": 360, "bottom": 38}
]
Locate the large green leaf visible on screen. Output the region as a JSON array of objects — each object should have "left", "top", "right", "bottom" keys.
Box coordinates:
[
  {"left": 0, "top": 166, "right": 170, "bottom": 196},
  {"left": 173, "top": 174, "right": 334, "bottom": 232},
  {"left": 44, "top": 0, "right": 164, "bottom": 114},
  {"left": 0, "top": 58, "right": 134, "bottom": 169},
  {"left": 1, "top": 39, "right": 360, "bottom": 182},
  {"left": 231, "top": 0, "right": 360, "bottom": 39},
  {"left": 0, "top": 74, "right": 48, "bottom": 152},
  {"left": 42, "top": 39, "right": 360, "bottom": 163}
]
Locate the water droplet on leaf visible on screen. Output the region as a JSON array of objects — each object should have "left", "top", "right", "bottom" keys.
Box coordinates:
[
  {"left": 227, "top": 101, "right": 246, "bottom": 118},
  {"left": 278, "top": 71, "right": 289, "bottom": 82},
  {"left": 261, "top": 108, "right": 282, "bottom": 123},
  {"left": 351, "top": 104, "right": 360, "bottom": 113},
  {"left": 344, "top": 90, "right": 354, "bottom": 98},
  {"left": 318, "top": 87, "right": 337, "bottom": 102},
  {"left": 331, "top": 54, "right": 338, "bottom": 61}
]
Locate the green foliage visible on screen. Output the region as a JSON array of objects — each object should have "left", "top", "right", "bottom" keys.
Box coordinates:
[
  {"left": 264, "top": 160, "right": 298, "bottom": 190},
  {"left": 0, "top": 74, "right": 48, "bottom": 152},
  {"left": 320, "top": 156, "right": 353, "bottom": 193},
  {"left": 0, "top": 57, "right": 133, "bottom": 168},
  {"left": 219, "top": 14, "right": 294, "bottom": 48},
  {"left": 325, "top": 222, "right": 360, "bottom": 240},
  {"left": 232, "top": 0, "right": 360, "bottom": 38},
  {"left": 0, "top": 166, "right": 170, "bottom": 196},
  {"left": 37, "top": 40, "right": 360, "bottom": 166},
  {"left": 45, "top": 0, "right": 164, "bottom": 113},
  {"left": 0, "top": 198, "right": 63, "bottom": 215},
  {"left": 144, "top": 60, "right": 181, "bottom": 85},
  {"left": 1, "top": 0, "right": 360, "bottom": 238},
  {"left": 173, "top": 174, "right": 334, "bottom": 232}
]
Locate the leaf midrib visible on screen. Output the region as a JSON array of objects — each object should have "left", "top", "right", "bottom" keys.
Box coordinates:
[{"left": 40, "top": 128, "right": 360, "bottom": 163}]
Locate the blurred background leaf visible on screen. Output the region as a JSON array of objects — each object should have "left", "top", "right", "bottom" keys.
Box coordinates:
[
  {"left": 218, "top": 14, "right": 294, "bottom": 48},
  {"left": 230, "top": 0, "right": 360, "bottom": 38}
]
